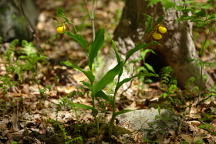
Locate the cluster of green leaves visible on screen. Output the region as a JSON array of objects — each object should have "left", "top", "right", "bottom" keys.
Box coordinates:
[
  {"left": 160, "top": 66, "right": 179, "bottom": 103},
  {"left": 199, "top": 123, "right": 216, "bottom": 136},
  {"left": 55, "top": 3, "right": 215, "bottom": 140},
  {"left": 148, "top": 0, "right": 216, "bottom": 104},
  {"left": 48, "top": 119, "right": 83, "bottom": 144},
  {"left": 0, "top": 40, "right": 47, "bottom": 94},
  {"left": 56, "top": 9, "right": 159, "bottom": 135},
  {"left": 176, "top": 0, "right": 216, "bottom": 27},
  {"left": 62, "top": 30, "right": 157, "bottom": 117},
  {"left": 148, "top": 0, "right": 216, "bottom": 28},
  {"left": 148, "top": 0, "right": 176, "bottom": 9},
  {"left": 0, "top": 40, "right": 17, "bottom": 93},
  {"left": 202, "top": 86, "right": 216, "bottom": 101}
]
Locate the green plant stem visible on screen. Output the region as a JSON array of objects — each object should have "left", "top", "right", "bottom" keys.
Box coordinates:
[
  {"left": 91, "top": 0, "right": 96, "bottom": 41},
  {"left": 85, "top": 0, "right": 98, "bottom": 129},
  {"left": 84, "top": 0, "right": 97, "bottom": 41},
  {"left": 84, "top": 0, "right": 99, "bottom": 138},
  {"left": 109, "top": 73, "right": 122, "bottom": 136},
  {"left": 90, "top": 82, "right": 100, "bottom": 138}
]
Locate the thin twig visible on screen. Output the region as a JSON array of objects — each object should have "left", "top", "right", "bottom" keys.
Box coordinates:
[{"left": 19, "top": 0, "right": 35, "bottom": 34}]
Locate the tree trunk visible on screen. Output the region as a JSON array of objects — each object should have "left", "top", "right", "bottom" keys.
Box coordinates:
[
  {"left": 113, "top": 0, "right": 214, "bottom": 89},
  {"left": 0, "top": 0, "right": 38, "bottom": 41}
]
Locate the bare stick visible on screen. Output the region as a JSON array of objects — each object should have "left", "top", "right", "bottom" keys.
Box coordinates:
[{"left": 19, "top": 0, "right": 35, "bottom": 34}]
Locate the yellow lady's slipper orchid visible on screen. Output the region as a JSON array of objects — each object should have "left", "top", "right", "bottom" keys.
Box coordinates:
[
  {"left": 152, "top": 32, "right": 162, "bottom": 40},
  {"left": 56, "top": 24, "right": 66, "bottom": 34},
  {"left": 158, "top": 26, "right": 167, "bottom": 34}
]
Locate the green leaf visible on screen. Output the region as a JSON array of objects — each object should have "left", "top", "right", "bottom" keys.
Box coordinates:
[
  {"left": 161, "top": 0, "right": 176, "bottom": 9},
  {"left": 21, "top": 40, "right": 37, "bottom": 56},
  {"left": 141, "top": 49, "right": 156, "bottom": 59},
  {"left": 56, "top": 8, "right": 72, "bottom": 24},
  {"left": 148, "top": 0, "right": 160, "bottom": 7},
  {"left": 156, "top": 16, "right": 164, "bottom": 24},
  {"left": 113, "top": 109, "right": 132, "bottom": 119},
  {"left": 125, "top": 41, "right": 158, "bottom": 63},
  {"left": 11, "top": 141, "right": 17, "bottom": 144},
  {"left": 92, "top": 62, "right": 123, "bottom": 96},
  {"left": 112, "top": 40, "right": 123, "bottom": 77},
  {"left": 6, "top": 39, "right": 18, "bottom": 62},
  {"left": 112, "top": 40, "right": 121, "bottom": 63},
  {"left": 80, "top": 81, "right": 91, "bottom": 89},
  {"left": 62, "top": 61, "right": 95, "bottom": 83},
  {"left": 66, "top": 32, "right": 88, "bottom": 51},
  {"left": 116, "top": 74, "right": 139, "bottom": 92},
  {"left": 88, "top": 29, "right": 105, "bottom": 70},
  {"left": 195, "top": 10, "right": 206, "bottom": 17},
  {"left": 198, "top": 123, "right": 216, "bottom": 135},
  {"left": 95, "top": 90, "right": 113, "bottom": 104},
  {"left": 143, "top": 72, "right": 159, "bottom": 78},
  {"left": 144, "top": 14, "right": 153, "bottom": 33},
  {"left": 70, "top": 103, "right": 96, "bottom": 111},
  {"left": 144, "top": 63, "right": 155, "bottom": 73},
  {"left": 56, "top": 8, "right": 64, "bottom": 17}
]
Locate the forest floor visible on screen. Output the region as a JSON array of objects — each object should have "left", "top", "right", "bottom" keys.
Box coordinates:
[{"left": 0, "top": 0, "right": 216, "bottom": 143}]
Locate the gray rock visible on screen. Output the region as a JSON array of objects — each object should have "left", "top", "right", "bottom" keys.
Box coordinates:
[
  {"left": 116, "top": 108, "right": 181, "bottom": 141},
  {"left": 0, "top": 0, "right": 38, "bottom": 41}
]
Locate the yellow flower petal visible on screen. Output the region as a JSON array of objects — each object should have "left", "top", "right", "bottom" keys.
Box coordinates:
[
  {"left": 158, "top": 26, "right": 167, "bottom": 34},
  {"left": 56, "top": 24, "right": 66, "bottom": 34},
  {"left": 152, "top": 32, "right": 162, "bottom": 40}
]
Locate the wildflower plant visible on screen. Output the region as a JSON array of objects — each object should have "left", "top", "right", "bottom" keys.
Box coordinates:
[
  {"left": 0, "top": 39, "right": 47, "bottom": 95},
  {"left": 56, "top": 8, "right": 159, "bottom": 136}
]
